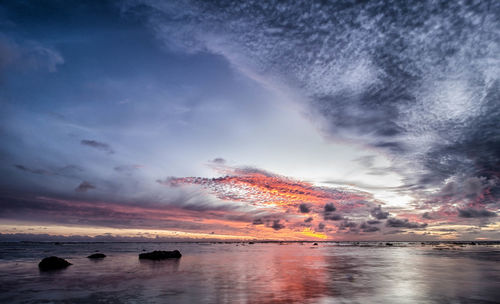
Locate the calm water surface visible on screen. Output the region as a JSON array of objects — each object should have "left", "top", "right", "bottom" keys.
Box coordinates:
[{"left": 0, "top": 242, "right": 499, "bottom": 303}]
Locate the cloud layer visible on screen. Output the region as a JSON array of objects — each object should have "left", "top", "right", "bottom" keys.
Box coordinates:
[
  {"left": 0, "top": 1, "right": 497, "bottom": 241},
  {"left": 129, "top": 0, "right": 499, "bottom": 214}
]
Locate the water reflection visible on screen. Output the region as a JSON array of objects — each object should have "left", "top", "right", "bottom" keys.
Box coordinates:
[
  {"left": 139, "top": 258, "right": 180, "bottom": 272},
  {"left": 0, "top": 243, "right": 499, "bottom": 303}
]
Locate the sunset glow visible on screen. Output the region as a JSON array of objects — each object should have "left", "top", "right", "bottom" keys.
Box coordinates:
[{"left": 0, "top": 0, "right": 498, "bottom": 242}]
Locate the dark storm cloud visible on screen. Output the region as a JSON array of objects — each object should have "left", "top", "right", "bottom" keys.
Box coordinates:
[
  {"left": 270, "top": 219, "right": 285, "bottom": 231},
  {"left": 318, "top": 222, "right": 325, "bottom": 231},
  {"left": 299, "top": 203, "right": 310, "bottom": 213},
  {"left": 457, "top": 208, "right": 497, "bottom": 218},
  {"left": 360, "top": 222, "right": 380, "bottom": 233},
  {"left": 81, "top": 140, "right": 114, "bottom": 154},
  {"left": 324, "top": 213, "right": 343, "bottom": 221},
  {"left": 338, "top": 220, "right": 358, "bottom": 233},
  {"left": 386, "top": 218, "right": 427, "bottom": 229},
  {"left": 75, "top": 181, "right": 96, "bottom": 192},
  {"left": 370, "top": 205, "right": 389, "bottom": 220},
  {"left": 324, "top": 203, "right": 336, "bottom": 212},
  {"left": 131, "top": 0, "right": 500, "bottom": 206}
]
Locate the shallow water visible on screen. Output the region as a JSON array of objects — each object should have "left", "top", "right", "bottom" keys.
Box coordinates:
[{"left": 0, "top": 242, "right": 499, "bottom": 303}]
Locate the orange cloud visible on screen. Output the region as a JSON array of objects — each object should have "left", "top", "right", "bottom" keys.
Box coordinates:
[{"left": 162, "top": 168, "right": 370, "bottom": 212}]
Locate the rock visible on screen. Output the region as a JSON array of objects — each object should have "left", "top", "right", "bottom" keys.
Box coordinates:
[
  {"left": 139, "top": 250, "right": 182, "bottom": 260},
  {"left": 385, "top": 242, "right": 394, "bottom": 246},
  {"left": 38, "top": 256, "right": 72, "bottom": 271},
  {"left": 313, "top": 243, "right": 318, "bottom": 246},
  {"left": 87, "top": 253, "right": 106, "bottom": 259}
]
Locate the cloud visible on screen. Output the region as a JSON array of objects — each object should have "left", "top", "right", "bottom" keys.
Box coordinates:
[
  {"left": 339, "top": 220, "right": 357, "bottom": 231},
  {"left": 75, "top": 181, "right": 96, "bottom": 192},
  {"left": 299, "top": 203, "right": 310, "bottom": 213},
  {"left": 0, "top": 195, "right": 265, "bottom": 236},
  {"left": 252, "top": 218, "right": 264, "bottom": 225},
  {"left": 159, "top": 166, "right": 391, "bottom": 238},
  {"left": 0, "top": 233, "right": 232, "bottom": 242},
  {"left": 370, "top": 205, "right": 389, "bottom": 220},
  {"left": 14, "top": 164, "right": 82, "bottom": 177},
  {"left": 422, "top": 212, "right": 433, "bottom": 220},
  {"left": 161, "top": 167, "right": 372, "bottom": 211},
  {"left": 81, "top": 140, "right": 114, "bottom": 154},
  {"left": 130, "top": 0, "right": 500, "bottom": 210},
  {"left": 360, "top": 222, "right": 380, "bottom": 233},
  {"left": 211, "top": 158, "right": 226, "bottom": 164},
  {"left": 324, "top": 203, "right": 336, "bottom": 212},
  {"left": 323, "top": 213, "right": 343, "bottom": 221},
  {"left": 14, "top": 164, "right": 50, "bottom": 175},
  {"left": 114, "top": 164, "right": 142, "bottom": 175},
  {"left": 270, "top": 219, "right": 285, "bottom": 231},
  {"left": 457, "top": 208, "right": 497, "bottom": 218},
  {"left": 0, "top": 34, "right": 64, "bottom": 77},
  {"left": 386, "top": 218, "right": 427, "bottom": 229},
  {"left": 354, "top": 155, "right": 376, "bottom": 168}
]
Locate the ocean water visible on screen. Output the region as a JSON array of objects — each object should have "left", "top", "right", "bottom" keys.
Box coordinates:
[{"left": 0, "top": 242, "right": 499, "bottom": 304}]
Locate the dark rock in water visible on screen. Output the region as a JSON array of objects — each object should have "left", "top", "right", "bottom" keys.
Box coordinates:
[
  {"left": 87, "top": 253, "right": 106, "bottom": 259},
  {"left": 139, "top": 250, "right": 182, "bottom": 260},
  {"left": 248, "top": 242, "right": 254, "bottom": 244},
  {"left": 313, "top": 243, "right": 318, "bottom": 246},
  {"left": 38, "top": 256, "right": 72, "bottom": 271},
  {"left": 386, "top": 242, "right": 394, "bottom": 246}
]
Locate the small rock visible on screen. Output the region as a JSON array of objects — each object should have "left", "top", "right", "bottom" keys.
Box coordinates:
[
  {"left": 139, "top": 250, "right": 182, "bottom": 260},
  {"left": 313, "top": 243, "right": 318, "bottom": 246},
  {"left": 38, "top": 256, "right": 72, "bottom": 271},
  {"left": 87, "top": 253, "right": 106, "bottom": 259}
]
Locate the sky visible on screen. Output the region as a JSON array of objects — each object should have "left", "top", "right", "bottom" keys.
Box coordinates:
[{"left": 0, "top": 0, "right": 499, "bottom": 241}]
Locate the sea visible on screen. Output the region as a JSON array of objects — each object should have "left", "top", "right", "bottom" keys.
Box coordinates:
[{"left": 0, "top": 242, "right": 499, "bottom": 303}]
